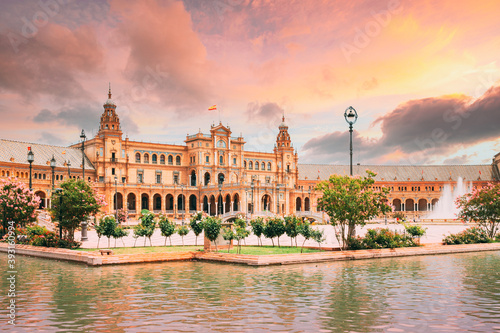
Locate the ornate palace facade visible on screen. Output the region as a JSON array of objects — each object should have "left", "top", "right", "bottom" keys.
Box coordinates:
[{"left": 1, "top": 88, "right": 499, "bottom": 221}]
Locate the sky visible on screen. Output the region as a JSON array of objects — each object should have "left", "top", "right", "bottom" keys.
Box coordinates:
[{"left": 1, "top": 0, "right": 500, "bottom": 166}]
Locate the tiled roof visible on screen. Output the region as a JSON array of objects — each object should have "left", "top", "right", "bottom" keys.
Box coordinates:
[
  {"left": 0, "top": 139, "right": 94, "bottom": 170},
  {"left": 298, "top": 164, "right": 495, "bottom": 182}
]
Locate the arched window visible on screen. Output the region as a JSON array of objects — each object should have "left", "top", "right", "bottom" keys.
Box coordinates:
[
  {"left": 152, "top": 154, "right": 157, "bottom": 164},
  {"left": 160, "top": 154, "right": 165, "bottom": 164},
  {"left": 267, "top": 162, "right": 271, "bottom": 171},
  {"left": 144, "top": 153, "right": 149, "bottom": 163},
  {"left": 135, "top": 153, "right": 141, "bottom": 163},
  {"left": 219, "top": 155, "right": 223, "bottom": 165},
  {"left": 249, "top": 161, "right": 253, "bottom": 170},
  {"left": 168, "top": 155, "right": 173, "bottom": 165},
  {"left": 217, "top": 140, "right": 226, "bottom": 148},
  {"left": 176, "top": 156, "right": 181, "bottom": 165},
  {"left": 261, "top": 162, "right": 265, "bottom": 170},
  {"left": 255, "top": 162, "right": 259, "bottom": 170},
  {"left": 244, "top": 161, "right": 247, "bottom": 168}
]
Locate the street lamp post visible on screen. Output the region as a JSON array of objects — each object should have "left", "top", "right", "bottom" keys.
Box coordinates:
[
  {"left": 245, "top": 189, "right": 249, "bottom": 221},
  {"left": 218, "top": 183, "right": 222, "bottom": 216},
  {"left": 80, "top": 129, "right": 86, "bottom": 180},
  {"left": 276, "top": 184, "right": 280, "bottom": 215},
  {"left": 250, "top": 181, "right": 254, "bottom": 215},
  {"left": 27, "top": 148, "right": 34, "bottom": 190},
  {"left": 308, "top": 188, "right": 311, "bottom": 212},
  {"left": 114, "top": 176, "right": 118, "bottom": 222},
  {"left": 50, "top": 155, "right": 56, "bottom": 190},
  {"left": 181, "top": 184, "right": 185, "bottom": 225},
  {"left": 67, "top": 160, "right": 71, "bottom": 178},
  {"left": 344, "top": 106, "right": 358, "bottom": 176}
]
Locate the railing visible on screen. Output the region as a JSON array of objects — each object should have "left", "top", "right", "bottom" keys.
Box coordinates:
[{"left": 110, "top": 158, "right": 118, "bottom": 163}]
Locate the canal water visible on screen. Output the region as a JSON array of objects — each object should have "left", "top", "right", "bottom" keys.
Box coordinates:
[{"left": 1, "top": 252, "right": 500, "bottom": 332}]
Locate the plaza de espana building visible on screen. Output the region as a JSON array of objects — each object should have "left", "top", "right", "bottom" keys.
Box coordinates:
[{"left": 1, "top": 88, "right": 499, "bottom": 222}]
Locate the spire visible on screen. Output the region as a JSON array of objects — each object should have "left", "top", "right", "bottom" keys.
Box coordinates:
[{"left": 108, "top": 82, "right": 112, "bottom": 99}]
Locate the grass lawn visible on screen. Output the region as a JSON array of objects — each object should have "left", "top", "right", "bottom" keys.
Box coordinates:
[
  {"left": 222, "top": 246, "right": 323, "bottom": 255},
  {"left": 75, "top": 246, "right": 204, "bottom": 255},
  {"left": 74, "top": 245, "right": 323, "bottom": 255}
]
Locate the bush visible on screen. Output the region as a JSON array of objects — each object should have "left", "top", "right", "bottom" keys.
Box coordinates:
[
  {"left": 443, "top": 227, "right": 492, "bottom": 245},
  {"left": 346, "top": 228, "right": 417, "bottom": 250},
  {"left": 405, "top": 225, "right": 426, "bottom": 238}
]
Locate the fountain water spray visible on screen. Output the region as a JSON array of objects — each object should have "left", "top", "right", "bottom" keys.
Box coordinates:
[{"left": 426, "top": 177, "right": 472, "bottom": 220}]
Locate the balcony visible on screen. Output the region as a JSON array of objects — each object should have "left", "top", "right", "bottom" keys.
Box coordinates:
[{"left": 110, "top": 157, "right": 118, "bottom": 163}]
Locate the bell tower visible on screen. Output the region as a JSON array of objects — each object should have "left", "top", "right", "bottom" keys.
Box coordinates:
[
  {"left": 98, "top": 84, "right": 122, "bottom": 136},
  {"left": 275, "top": 116, "right": 292, "bottom": 152}
]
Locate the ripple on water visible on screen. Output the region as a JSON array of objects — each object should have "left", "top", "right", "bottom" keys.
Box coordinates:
[{"left": 1, "top": 251, "right": 500, "bottom": 332}]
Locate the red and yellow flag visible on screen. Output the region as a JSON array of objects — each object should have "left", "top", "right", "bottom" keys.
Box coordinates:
[{"left": 208, "top": 105, "right": 217, "bottom": 111}]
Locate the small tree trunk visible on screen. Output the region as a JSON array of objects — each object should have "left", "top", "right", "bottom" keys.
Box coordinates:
[
  {"left": 134, "top": 237, "right": 137, "bottom": 247},
  {"left": 271, "top": 238, "right": 275, "bottom": 247},
  {"left": 108, "top": 237, "right": 110, "bottom": 248},
  {"left": 114, "top": 238, "right": 117, "bottom": 248},
  {"left": 164, "top": 237, "right": 167, "bottom": 246},
  {"left": 182, "top": 236, "right": 184, "bottom": 246},
  {"left": 143, "top": 237, "right": 146, "bottom": 247},
  {"left": 301, "top": 239, "right": 307, "bottom": 253},
  {"left": 121, "top": 238, "right": 125, "bottom": 247},
  {"left": 149, "top": 237, "right": 152, "bottom": 247},
  {"left": 195, "top": 236, "right": 197, "bottom": 246},
  {"left": 214, "top": 240, "right": 218, "bottom": 253},
  {"left": 97, "top": 237, "right": 100, "bottom": 249},
  {"left": 277, "top": 236, "right": 280, "bottom": 247},
  {"left": 169, "top": 236, "right": 172, "bottom": 246}
]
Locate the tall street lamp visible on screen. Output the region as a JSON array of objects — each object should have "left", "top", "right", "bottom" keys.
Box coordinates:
[
  {"left": 344, "top": 106, "right": 358, "bottom": 176},
  {"left": 80, "top": 129, "right": 86, "bottom": 180},
  {"left": 181, "top": 184, "right": 185, "bottom": 225},
  {"left": 50, "top": 155, "right": 56, "bottom": 190},
  {"left": 218, "top": 183, "right": 222, "bottom": 216},
  {"left": 27, "top": 148, "right": 34, "bottom": 190},
  {"left": 250, "top": 180, "right": 254, "bottom": 215},
  {"left": 276, "top": 184, "right": 280, "bottom": 215},
  {"left": 114, "top": 176, "right": 118, "bottom": 222},
  {"left": 67, "top": 160, "right": 71, "bottom": 178}
]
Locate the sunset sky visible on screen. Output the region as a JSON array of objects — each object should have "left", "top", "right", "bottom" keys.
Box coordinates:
[{"left": 1, "top": 0, "right": 499, "bottom": 165}]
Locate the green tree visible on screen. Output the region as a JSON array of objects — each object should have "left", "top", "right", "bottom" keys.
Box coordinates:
[
  {"left": 50, "top": 179, "right": 105, "bottom": 241},
  {"left": 222, "top": 227, "right": 235, "bottom": 253},
  {"left": 457, "top": 182, "right": 500, "bottom": 238},
  {"left": 0, "top": 179, "right": 41, "bottom": 237},
  {"left": 298, "top": 220, "right": 312, "bottom": 253},
  {"left": 113, "top": 226, "right": 129, "bottom": 247},
  {"left": 203, "top": 216, "right": 222, "bottom": 252},
  {"left": 311, "top": 228, "right": 326, "bottom": 250},
  {"left": 176, "top": 225, "right": 190, "bottom": 246},
  {"left": 285, "top": 215, "right": 300, "bottom": 247},
  {"left": 234, "top": 224, "right": 250, "bottom": 254},
  {"left": 158, "top": 213, "right": 176, "bottom": 246},
  {"left": 317, "top": 170, "right": 391, "bottom": 250},
  {"left": 263, "top": 217, "right": 285, "bottom": 247},
  {"left": 250, "top": 217, "right": 265, "bottom": 246},
  {"left": 99, "top": 215, "right": 117, "bottom": 248},
  {"left": 133, "top": 209, "right": 156, "bottom": 246},
  {"left": 189, "top": 212, "right": 204, "bottom": 246}
]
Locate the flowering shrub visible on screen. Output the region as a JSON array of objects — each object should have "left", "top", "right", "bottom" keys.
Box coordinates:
[
  {"left": 347, "top": 228, "right": 417, "bottom": 250},
  {"left": 1, "top": 224, "right": 80, "bottom": 249},
  {"left": 442, "top": 227, "right": 492, "bottom": 245},
  {"left": 456, "top": 182, "right": 500, "bottom": 238},
  {"left": 0, "top": 178, "right": 41, "bottom": 236}
]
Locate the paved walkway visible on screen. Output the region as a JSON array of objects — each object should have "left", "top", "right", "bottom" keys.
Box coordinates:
[{"left": 74, "top": 222, "right": 473, "bottom": 249}]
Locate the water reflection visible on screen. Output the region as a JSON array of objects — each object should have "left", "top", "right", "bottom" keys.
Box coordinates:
[{"left": 1, "top": 252, "right": 500, "bottom": 332}]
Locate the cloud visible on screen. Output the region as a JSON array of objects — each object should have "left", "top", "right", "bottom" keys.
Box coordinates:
[
  {"left": 0, "top": 22, "right": 104, "bottom": 101},
  {"left": 246, "top": 101, "right": 284, "bottom": 125},
  {"left": 33, "top": 103, "right": 139, "bottom": 135},
  {"left": 110, "top": 0, "right": 213, "bottom": 113},
  {"left": 301, "top": 83, "right": 500, "bottom": 165},
  {"left": 442, "top": 154, "right": 471, "bottom": 165}
]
